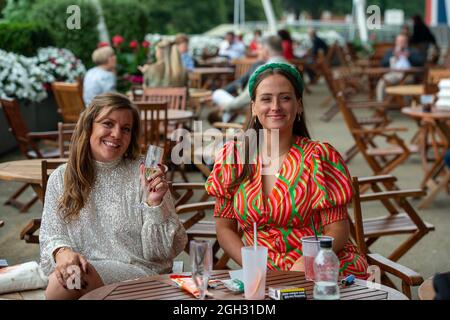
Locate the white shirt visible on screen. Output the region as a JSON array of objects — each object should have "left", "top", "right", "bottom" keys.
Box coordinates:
[
  {"left": 82, "top": 66, "right": 116, "bottom": 106},
  {"left": 218, "top": 40, "right": 246, "bottom": 60}
]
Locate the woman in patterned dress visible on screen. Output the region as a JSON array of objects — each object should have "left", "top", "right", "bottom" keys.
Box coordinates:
[{"left": 205, "top": 62, "right": 368, "bottom": 278}]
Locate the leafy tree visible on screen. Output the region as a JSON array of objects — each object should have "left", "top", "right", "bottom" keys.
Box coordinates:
[{"left": 1, "top": 0, "right": 36, "bottom": 22}]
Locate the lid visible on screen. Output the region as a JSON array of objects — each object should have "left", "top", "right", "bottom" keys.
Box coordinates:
[{"left": 319, "top": 238, "right": 332, "bottom": 249}]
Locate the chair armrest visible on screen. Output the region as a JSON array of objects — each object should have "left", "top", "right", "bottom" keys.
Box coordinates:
[
  {"left": 367, "top": 253, "right": 424, "bottom": 286},
  {"left": 172, "top": 182, "right": 207, "bottom": 190},
  {"left": 351, "top": 127, "right": 408, "bottom": 135},
  {"left": 213, "top": 122, "right": 243, "bottom": 130},
  {"left": 360, "top": 189, "right": 426, "bottom": 202},
  {"left": 28, "top": 131, "right": 58, "bottom": 140},
  {"left": 357, "top": 175, "right": 397, "bottom": 185},
  {"left": 348, "top": 100, "right": 390, "bottom": 109},
  {"left": 175, "top": 201, "right": 215, "bottom": 214}
]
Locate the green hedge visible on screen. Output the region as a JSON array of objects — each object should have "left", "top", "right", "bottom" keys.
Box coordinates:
[
  {"left": 29, "top": 0, "right": 99, "bottom": 65},
  {"left": 100, "top": 0, "right": 149, "bottom": 42},
  {"left": 0, "top": 22, "right": 53, "bottom": 56}
]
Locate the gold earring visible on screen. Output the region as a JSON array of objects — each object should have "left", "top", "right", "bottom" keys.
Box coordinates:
[{"left": 297, "top": 113, "right": 302, "bottom": 121}]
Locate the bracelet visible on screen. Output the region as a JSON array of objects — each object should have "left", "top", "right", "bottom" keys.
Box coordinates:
[{"left": 53, "top": 247, "right": 70, "bottom": 262}]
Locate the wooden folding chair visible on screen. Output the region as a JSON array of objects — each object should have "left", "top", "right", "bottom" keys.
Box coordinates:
[
  {"left": 20, "top": 159, "right": 66, "bottom": 244},
  {"left": 232, "top": 58, "right": 258, "bottom": 79},
  {"left": 171, "top": 182, "right": 237, "bottom": 270},
  {"left": 351, "top": 176, "right": 426, "bottom": 299},
  {"left": 57, "top": 122, "right": 76, "bottom": 158},
  {"left": 51, "top": 82, "right": 85, "bottom": 123},
  {"left": 336, "top": 92, "right": 418, "bottom": 188},
  {"left": 142, "top": 87, "right": 188, "bottom": 110},
  {"left": 0, "top": 98, "right": 59, "bottom": 212},
  {"left": 350, "top": 175, "right": 435, "bottom": 262}
]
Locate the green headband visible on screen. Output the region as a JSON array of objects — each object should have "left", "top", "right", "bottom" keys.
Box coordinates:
[{"left": 248, "top": 62, "right": 304, "bottom": 98}]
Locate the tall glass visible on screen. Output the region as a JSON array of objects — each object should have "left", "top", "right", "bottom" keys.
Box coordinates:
[
  {"left": 190, "top": 240, "right": 212, "bottom": 300},
  {"left": 136, "top": 144, "right": 164, "bottom": 208},
  {"left": 301, "top": 236, "right": 334, "bottom": 281}
]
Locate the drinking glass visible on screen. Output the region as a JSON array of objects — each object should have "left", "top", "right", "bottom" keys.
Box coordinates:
[
  {"left": 135, "top": 144, "right": 164, "bottom": 208},
  {"left": 190, "top": 240, "right": 212, "bottom": 300}
]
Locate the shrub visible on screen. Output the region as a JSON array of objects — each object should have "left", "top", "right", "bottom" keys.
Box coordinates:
[
  {"left": 0, "top": 22, "right": 53, "bottom": 56},
  {"left": 100, "top": 0, "right": 149, "bottom": 42},
  {"left": 29, "top": 0, "right": 99, "bottom": 65}
]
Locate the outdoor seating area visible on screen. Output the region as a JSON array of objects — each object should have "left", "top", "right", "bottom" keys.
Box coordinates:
[{"left": 0, "top": 0, "right": 449, "bottom": 304}]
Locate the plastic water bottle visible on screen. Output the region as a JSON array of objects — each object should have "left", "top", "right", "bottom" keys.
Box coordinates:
[{"left": 313, "top": 238, "right": 340, "bottom": 300}]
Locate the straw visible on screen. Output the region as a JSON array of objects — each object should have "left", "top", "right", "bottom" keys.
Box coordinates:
[
  {"left": 253, "top": 222, "right": 257, "bottom": 251},
  {"left": 310, "top": 215, "right": 319, "bottom": 241}
]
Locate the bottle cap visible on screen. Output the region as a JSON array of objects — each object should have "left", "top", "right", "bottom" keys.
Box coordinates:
[{"left": 319, "top": 238, "right": 332, "bottom": 248}]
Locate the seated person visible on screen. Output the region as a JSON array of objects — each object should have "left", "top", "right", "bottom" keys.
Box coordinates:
[
  {"left": 248, "top": 29, "right": 262, "bottom": 57},
  {"left": 218, "top": 31, "right": 246, "bottom": 61},
  {"left": 140, "top": 40, "right": 188, "bottom": 88},
  {"left": 278, "top": 29, "right": 295, "bottom": 60},
  {"left": 175, "top": 33, "right": 195, "bottom": 71},
  {"left": 304, "top": 28, "right": 329, "bottom": 84},
  {"left": 40, "top": 92, "right": 187, "bottom": 299},
  {"left": 206, "top": 63, "right": 368, "bottom": 278},
  {"left": 376, "top": 33, "right": 425, "bottom": 101},
  {"left": 211, "top": 35, "right": 286, "bottom": 123},
  {"left": 83, "top": 46, "right": 117, "bottom": 106}
]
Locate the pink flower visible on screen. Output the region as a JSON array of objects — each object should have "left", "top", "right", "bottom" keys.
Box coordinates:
[
  {"left": 112, "top": 35, "right": 124, "bottom": 48},
  {"left": 129, "top": 40, "right": 138, "bottom": 49},
  {"left": 97, "top": 41, "right": 109, "bottom": 48},
  {"left": 141, "top": 40, "right": 150, "bottom": 48}
]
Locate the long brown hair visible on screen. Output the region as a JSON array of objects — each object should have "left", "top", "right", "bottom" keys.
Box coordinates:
[
  {"left": 229, "top": 67, "right": 311, "bottom": 189},
  {"left": 59, "top": 92, "right": 141, "bottom": 221}
]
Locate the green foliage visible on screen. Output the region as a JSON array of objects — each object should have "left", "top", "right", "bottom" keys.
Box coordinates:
[
  {"left": 29, "top": 0, "right": 98, "bottom": 65},
  {"left": 1, "top": 0, "right": 36, "bottom": 22},
  {"left": 0, "top": 21, "right": 53, "bottom": 56},
  {"left": 100, "top": 0, "right": 149, "bottom": 41}
]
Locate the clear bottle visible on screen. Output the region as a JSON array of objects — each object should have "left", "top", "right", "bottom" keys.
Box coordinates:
[{"left": 313, "top": 238, "right": 340, "bottom": 300}]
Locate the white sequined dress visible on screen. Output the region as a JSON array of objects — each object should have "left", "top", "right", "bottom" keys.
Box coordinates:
[{"left": 39, "top": 158, "right": 187, "bottom": 284}]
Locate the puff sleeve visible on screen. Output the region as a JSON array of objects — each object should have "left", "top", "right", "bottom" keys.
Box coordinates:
[
  {"left": 308, "top": 142, "right": 353, "bottom": 226},
  {"left": 205, "top": 141, "right": 242, "bottom": 219}
]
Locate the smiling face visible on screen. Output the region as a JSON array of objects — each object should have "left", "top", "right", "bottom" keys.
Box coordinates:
[
  {"left": 89, "top": 108, "right": 133, "bottom": 162},
  {"left": 251, "top": 73, "right": 302, "bottom": 133}
]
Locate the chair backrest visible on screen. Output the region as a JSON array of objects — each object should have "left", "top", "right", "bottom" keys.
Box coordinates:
[
  {"left": 51, "top": 82, "right": 85, "bottom": 123},
  {"left": 424, "top": 68, "right": 450, "bottom": 94},
  {"left": 232, "top": 58, "right": 258, "bottom": 79},
  {"left": 58, "top": 122, "right": 76, "bottom": 158},
  {"left": 142, "top": 87, "right": 188, "bottom": 110},
  {"left": 0, "top": 98, "right": 37, "bottom": 158},
  {"left": 371, "top": 42, "right": 393, "bottom": 64},
  {"left": 41, "top": 159, "right": 67, "bottom": 204},
  {"left": 134, "top": 101, "right": 168, "bottom": 152}
]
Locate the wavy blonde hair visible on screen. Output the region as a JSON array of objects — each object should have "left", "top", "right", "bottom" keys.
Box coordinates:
[{"left": 59, "top": 92, "right": 141, "bottom": 221}]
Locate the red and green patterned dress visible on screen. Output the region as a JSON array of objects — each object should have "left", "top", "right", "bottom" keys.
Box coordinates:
[{"left": 205, "top": 135, "right": 368, "bottom": 278}]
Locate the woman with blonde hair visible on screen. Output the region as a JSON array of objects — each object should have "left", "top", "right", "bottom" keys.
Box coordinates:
[
  {"left": 40, "top": 92, "right": 187, "bottom": 299},
  {"left": 140, "top": 40, "right": 187, "bottom": 88}
]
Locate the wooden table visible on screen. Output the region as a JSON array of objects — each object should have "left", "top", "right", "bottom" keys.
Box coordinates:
[
  {"left": 385, "top": 84, "right": 425, "bottom": 98},
  {"left": 80, "top": 270, "right": 408, "bottom": 300},
  {"left": 189, "top": 67, "right": 235, "bottom": 90},
  {"left": 402, "top": 107, "right": 450, "bottom": 208},
  {"left": 189, "top": 88, "right": 212, "bottom": 118},
  {"left": 363, "top": 67, "right": 424, "bottom": 99},
  {"left": 159, "top": 109, "right": 193, "bottom": 122},
  {"left": 0, "top": 158, "right": 67, "bottom": 202}
]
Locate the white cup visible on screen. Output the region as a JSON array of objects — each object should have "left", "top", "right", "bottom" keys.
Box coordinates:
[{"left": 241, "top": 246, "right": 268, "bottom": 300}]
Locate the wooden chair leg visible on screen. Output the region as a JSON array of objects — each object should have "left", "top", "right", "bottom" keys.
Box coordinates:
[{"left": 4, "top": 183, "right": 39, "bottom": 213}]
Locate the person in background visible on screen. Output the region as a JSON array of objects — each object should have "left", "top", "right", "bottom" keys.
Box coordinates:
[
  {"left": 218, "top": 31, "right": 246, "bottom": 61},
  {"left": 248, "top": 29, "right": 262, "bottom": 57},
  {"left": 410, "top": 14, "right": 439, "bottom": 64},
  {"left": 277, "top": 29, "right": 294, "bottom": 60},
  {"left": 206, "top": 63, "right": 368, "bottom": 278},
  {"left": 83, "top": 46, "right": 117, "bottom": 106},
  {"left": 175, "top": 33, "right": 195, "bottom": 71},
  {"left": 376, "top": 33, "right": 425, "bottom": 101},
  {"left": 303, "top": 28, "right": 329, "bottom": 84},
  {"left": 140, "top": 40, "right": 187, "bottom": 88},
  {"left": 40, "top": 93, "right": 187, "bottom": 299},
  {"left": 210, "top": 35, "right": 287, "bottom": 123}
]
